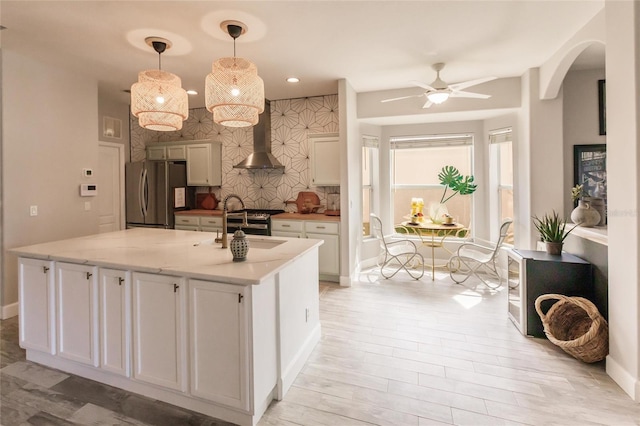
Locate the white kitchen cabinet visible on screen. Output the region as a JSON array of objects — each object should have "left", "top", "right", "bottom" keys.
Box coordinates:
[
  {"left": 305, "top": 221, "right": 340, "bottom": 276},
  {"left": 18, "top": 258, "right": 56, "bottom": 354},
  {"left": 189, "top": 280, "right": 249, "bottom": 410},
  {"left": 271, "top": 219, "right": 303, "bottom": 237},
  {"left": 99, "top": 268, "right": 131, "bottom": 377},
  {"left": 147, "top": 146, "right": 166, "bottom": 160},
  {"left": 174, "top": 215, "right": 222, "bottom": 232},
  {"left": 272, "top": 218, "right": 340, "bottom": 279},
  {"left": 175, "top": 215, "right": 200, "bottom": 231},
  {"left": 55, "top": 262, "right": 99, "bottom": 366},
  {"left": 199, "top": 216, "right": 223, "bottom": 232},
  {"left": 132, "top": 272, "right": 187, "bottom": 392},
  {"left": 186, "top": 142, "right": 222, "bottom": 186},
  {"left": 309, "top": 133, "right": 340, "bottom": 186},
  {"left": 166, "top": 144, "right": 187, "bottom": 160}
]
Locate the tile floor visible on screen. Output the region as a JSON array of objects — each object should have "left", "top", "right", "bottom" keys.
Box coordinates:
[{"left": 2, "top": 268, "right": 640, "bottom": 425}]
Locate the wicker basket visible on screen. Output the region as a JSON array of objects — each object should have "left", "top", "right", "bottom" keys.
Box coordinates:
[{"left": 534, "top": 294, "right": 608, "bottom": 363}]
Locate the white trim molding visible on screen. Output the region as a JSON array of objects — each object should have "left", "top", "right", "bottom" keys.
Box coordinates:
[{"left": 2, "top": 302, "right": 18, "bottom": 319}]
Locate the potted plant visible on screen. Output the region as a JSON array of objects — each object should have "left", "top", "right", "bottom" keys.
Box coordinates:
[
  {"left": 532, "top": 210, "right": 578, "bottom": 255},
  {"left": 429, "top": 166, "right": 477, "bottom": 223}
]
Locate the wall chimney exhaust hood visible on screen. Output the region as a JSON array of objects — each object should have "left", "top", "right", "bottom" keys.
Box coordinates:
[{"left": 233, "top": 100, "right": 284, "bottom": 170}]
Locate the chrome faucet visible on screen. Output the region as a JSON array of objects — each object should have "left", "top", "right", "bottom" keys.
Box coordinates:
[{"left": 215, "top": 194, "right": 248, "bottom": 248}]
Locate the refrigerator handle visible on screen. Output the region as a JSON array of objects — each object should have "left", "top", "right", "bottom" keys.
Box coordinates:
[
  {"left": 141, "top": 168, "right": 149, "bottom": 217},
  {"left": 138, "top": 168, "right": 145, "bottom": 217}
]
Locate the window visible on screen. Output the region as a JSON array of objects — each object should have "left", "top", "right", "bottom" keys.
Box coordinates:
[
  {"left": 362, "top": 136, "right": 379, "bottom": 237},
  {"left": 489, "top": 128, "right": 514, "bottom": 244},
  {"left": 390, "top": 134, "right": 473, "bottom": 227}
]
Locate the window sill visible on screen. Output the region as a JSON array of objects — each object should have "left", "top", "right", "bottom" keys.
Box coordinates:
[{"left": 569, "top": 224, "right": 608, "bottom": 246}]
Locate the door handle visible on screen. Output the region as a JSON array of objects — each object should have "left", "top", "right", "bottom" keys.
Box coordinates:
[{"left": 86, "top": 272, "right": 93, "bottom": 280}]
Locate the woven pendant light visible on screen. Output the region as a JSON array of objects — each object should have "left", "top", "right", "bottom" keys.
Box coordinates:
[
  {"left": 205, "top": 21, "right": 264, "bottom": 128},
  {"left": 131, "top": 37, "right": 188, "bottom": 132}
]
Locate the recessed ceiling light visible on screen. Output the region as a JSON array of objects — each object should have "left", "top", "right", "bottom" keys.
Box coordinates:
[
  {"left": 286, "top": 77, "right": 300, "bottom": 83},
  {"left": 186, "top": 90, "right": 198, "bottom": 95}
]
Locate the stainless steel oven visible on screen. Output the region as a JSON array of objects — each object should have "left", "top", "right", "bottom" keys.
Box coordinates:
[{"left": 226, "top": 209, "right": 284, "bottom": 236}]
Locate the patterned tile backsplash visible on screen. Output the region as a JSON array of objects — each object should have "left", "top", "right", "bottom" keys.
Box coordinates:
[{"left": 131, "top": 95, "right": 340, "bottom": 211}]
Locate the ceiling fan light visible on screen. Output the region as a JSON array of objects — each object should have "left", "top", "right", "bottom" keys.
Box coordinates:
[
  {"left": 427, "top": 91, "right": 450, "bottom": 104},
  {"left": 131, "top": 69, "right": 188, "bottom": 131}
]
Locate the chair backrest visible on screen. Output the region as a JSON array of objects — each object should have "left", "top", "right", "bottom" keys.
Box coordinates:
[
  {"left": 370, "top": 213, "right": 390, "bottom": 250},
  {"left": 491, "top": 218, "right": 513, "bottom": 257}
]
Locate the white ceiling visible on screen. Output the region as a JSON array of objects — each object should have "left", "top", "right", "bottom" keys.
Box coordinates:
[{"left": 1, "top": 1, "right": 605, "bottom": 112}]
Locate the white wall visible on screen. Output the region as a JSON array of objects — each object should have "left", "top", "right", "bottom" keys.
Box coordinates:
[
  {"left": 518, "top": 68, "right": 564, "bottom": 249},
  {"left": 1, "top": 50, "right": 99, "bottom": 313},
  {"left": 98, "top": 89, "right": 130, "bottom": 162},
  {"left": 339, "top": 79, "right": 361, "bottom": 285},
  {"left": 604, "top": 0, "right": 640, "bottom": 402},
  {"left": 562, "top": 69, "right": 607, "bottom": 215}
]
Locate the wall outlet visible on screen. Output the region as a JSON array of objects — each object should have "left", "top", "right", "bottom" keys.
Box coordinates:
[{"left": 29, "top": 205, "right": 38, "bottom": 216}]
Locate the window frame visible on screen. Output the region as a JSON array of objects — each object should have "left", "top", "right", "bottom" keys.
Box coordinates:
[{"left": 389, "top": 133, "right": 474, "bottom": 234}]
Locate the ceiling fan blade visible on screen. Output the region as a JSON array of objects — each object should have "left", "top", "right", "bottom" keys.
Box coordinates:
[
  {"left": 410, "top": 80, "right": 437, "bottom": 91},
  {"left": 381, "top": 94, "right": 424, "bottom": 103},
  {"left": 449, "top": 76, "right": 497, "bottom": 91},
  {"left": 422, "top": 100, "right": 433, "bottom": 109},
  {"left": 449, "top": 90, "right": 491, "bottom": 99}
]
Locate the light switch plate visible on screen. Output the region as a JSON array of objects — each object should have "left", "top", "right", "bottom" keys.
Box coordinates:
[{"left": 30, "top": 205, "right": 38, "bottom": 216}]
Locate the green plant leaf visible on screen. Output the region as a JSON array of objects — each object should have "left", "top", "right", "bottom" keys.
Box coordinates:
[
  {"left": 438, "top": 166, "right": 462, "bottom": 187},
  {"left": 438, "top": 166, "right": 478, "bottom": 203},
  {"left": 532, "top": 210, "right": 577, "bottom": 243}
]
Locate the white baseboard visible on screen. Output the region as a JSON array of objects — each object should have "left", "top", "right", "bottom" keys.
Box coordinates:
[
  {"left": 606, "top": 354, "right": 640, "bottom": 401},
  {"left": 2, "top": 302, "right": 18, "bottom": 320}
]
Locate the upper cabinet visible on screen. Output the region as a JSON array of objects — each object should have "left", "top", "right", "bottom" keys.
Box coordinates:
[
  {"left": 147, "top": 146, "right": 167, "bottom": 161},
  {"left": 186, "top": 142, "right": 222, "bottom": 186},
  {"left": 309, "top": 133, "right": 340, "bottom": 186},
  {"left": 146, "top": 141, "right": 222, "bottom": 187}
]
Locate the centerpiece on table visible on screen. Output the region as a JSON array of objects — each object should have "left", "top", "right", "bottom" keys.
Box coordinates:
[
  {"left": 532, "top": 210, "right": 578, "bottom": 255},
  {"left": 429, "top": 166, "right": 477, "bottom": 223}
]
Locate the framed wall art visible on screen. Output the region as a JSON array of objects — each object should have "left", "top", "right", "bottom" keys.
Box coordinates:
[
  {"left": 598, "top": 79, "right": 606, "bottom": 136},
  {"left": 574, "top": 144, "right": 606, "bottom": 200}
]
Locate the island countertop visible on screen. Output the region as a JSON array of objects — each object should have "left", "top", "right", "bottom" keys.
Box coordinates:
[{"left": 11, "top": 228, "right": 322, "bottom": 285}]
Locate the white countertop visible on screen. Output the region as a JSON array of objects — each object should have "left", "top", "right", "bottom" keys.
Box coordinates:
[{"left": 11, "top": 228, "right": 323, "bottom": 285}]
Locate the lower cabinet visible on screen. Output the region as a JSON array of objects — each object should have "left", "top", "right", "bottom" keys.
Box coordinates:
[
  {"left": 55, "top": 262, "right": 99, "bottom": 366},
  {"left": 174, "top": 214, "right": 222, "bottom": 233},
  {"left": 18, "top": 258, "right": 56, "bottom": 354},
  {"left": 189, "top": 280, "right": 249, "bottom": 410},
  {"left": 272, "top": 219, "right": 340, "bottom": 278},
  {"left": 175, "top": 215, "right": 200, "bottom": 231},
  {"left": 99, "top": 268, "right": 131, "bottom": 376},
  {"left": 132, "top": 273, "right": 187, "bottom": 392}
]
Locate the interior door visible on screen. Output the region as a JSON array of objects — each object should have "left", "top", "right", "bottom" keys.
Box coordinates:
[{"left": 98, "top": 142, "right": 124, "bottom": 232}]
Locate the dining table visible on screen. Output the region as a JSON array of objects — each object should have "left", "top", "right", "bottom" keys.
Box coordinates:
[{"left": 398, "top": 220, "right": 467, "bottom": 280}]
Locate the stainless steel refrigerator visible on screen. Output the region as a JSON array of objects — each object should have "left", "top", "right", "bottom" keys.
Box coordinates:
[{"left": 126, "top": 160, "right": 189, "bottom": 229}]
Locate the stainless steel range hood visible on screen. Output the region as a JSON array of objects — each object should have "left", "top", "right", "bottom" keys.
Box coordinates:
[{"left": 234, "top": 100, "right": 284, "bottom": 170}]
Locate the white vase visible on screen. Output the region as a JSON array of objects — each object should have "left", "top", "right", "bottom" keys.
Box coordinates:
[
  {"left": 428, "top": 203, "right": 449, "bottom": 224},
  {"left": 571, "top": 200, "right": 601, "bottom": 227}
]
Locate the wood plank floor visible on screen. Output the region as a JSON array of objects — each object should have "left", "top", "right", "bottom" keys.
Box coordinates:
[{"left": 2, "top": 268, "right": 640, "bottom": 425}]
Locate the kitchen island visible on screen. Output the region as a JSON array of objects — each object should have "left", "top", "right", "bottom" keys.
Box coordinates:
[{"left": 11, "top": 228, "right": 322, "bottom": 426}]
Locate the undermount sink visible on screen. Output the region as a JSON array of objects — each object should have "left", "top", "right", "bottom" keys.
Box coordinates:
[{"left": 195, "top": 237, "right": 286, "bottom": 250}]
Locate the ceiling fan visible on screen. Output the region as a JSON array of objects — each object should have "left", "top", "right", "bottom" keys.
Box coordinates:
[{"left": 381, "top": 63, "right": 497, "bottom": 109}]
